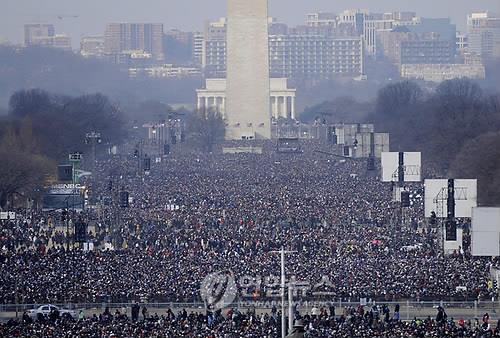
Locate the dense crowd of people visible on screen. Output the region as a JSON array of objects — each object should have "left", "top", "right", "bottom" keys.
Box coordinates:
[{"left": 0, "top": 140, "right": 498, "bottom": 336}]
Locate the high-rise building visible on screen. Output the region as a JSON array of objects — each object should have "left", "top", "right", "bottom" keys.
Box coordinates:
[
  {"left": 104, "top": 23, "right": 164, "bottom": 62},
  {"left": 456, "top": 32, "right": 468, "bottom": 56},
  {"left": 364, "top": 17, "right": 394, "bottom": 56},
  {"left": 467, "top": 12, "right": 500, "bottom": 60},
  {"left": 203, "top": 17, "right": 363, "bottom": 79},
  {"left": 406, "top": 18, "right": 456, "bottom": 49},
  {"left": 80, "top": 36, "right": 105, "bottom": 58},
  {"left": 24, "top": 24, "right": 55, "bottom": 46},
  {"left": 338, "top": 9, "right": 369, "bottom": 33},
  {"left": 378, "top": 16, "right": 457, "bottom": 66},
  {"left": 30, "top": 34, "right": 72, "bottom": 51},
  {"left": 391, "top": 12, "right": 417, "bottom": 22},
  {"left": 192, "top": 32, "right": 204, "bottom": 66},
  {"left": 269, "top": 20, "right": 289, "bottom": 35},
  {"left": 401, "top": 63, "right": 485, "bottom": 82},
  {"left": 203, "top": 18, "right": 227, "bottom": 77},
  {"left": 378, "top": 27, "right": 412, "bottom": 65},
  {"left": 269, "top": 35, "right": 363, "bottom": 78},
  {"left": 51, "top": 35, "right": 72, "bottom": 51},
  {"left": 400, "top": 38, "right": 455, "bottom": 64},
  {"left": 306, "top": 13, "right": 337, "bottom": 27},
  {"left": 165, "top": 29, "right": 192, "bottom": 46},
  {"left": 226, "top": 0, "right": 271, "bottom": 140},
  {"left": 163, "top": 30, "right": 195, "bottom": 64}
]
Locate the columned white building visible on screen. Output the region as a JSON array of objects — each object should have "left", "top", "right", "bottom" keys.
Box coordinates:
[{"left": 196, "top": 78, "right": 297, "bottom": 120}]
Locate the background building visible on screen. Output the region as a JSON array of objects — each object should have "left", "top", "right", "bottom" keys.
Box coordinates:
[
  {"left": 306, "top": 12, "right": 337, "bottom": 27},
  {"left": 203, "top": 18, "right": 227, "bottom": 77},
  {"left": 192, "top": 32, "right": 204, "bottom": 66},
  {"left": 401, "top": 63, "right": 486, "bottom": 82},
  {"left": 203, "top": 17, "right": 364, "bottom": 79},
  {"left": 338, "top": 9, "right": 369, "bottom": 36},
  {"left": 163, "top": 29, "right": 193, "bottom": 64},
  {"left": 197, "top": 78, "right": 296, "bottom": 120},
  {"left": 24, "top": 23, "right": 55, "bottom": 46},
  {"left": 467, "top": 12, "right": 500, "bottom": 61},
  {"left": 29, "top": 34, "right": 72, "bottom": 51},
  {"left": 80, "top": 36, "right": 105, "bottom": 58},
  {"left": 269, "top": 35, "right": 364, "bottom": 78},
  {"left": 129, "top": 64, "right": 201, "bottom": 78},
  {"left": 456, "top": 32, "right": 469, "bottom": 56},
  {"left": 400, "top": 38, "right": 455, "bottom": 64},
  {"left": 51, "top": 35, "right": 72, "bottom": 51},
  {"left": 378, "top": 18, "right": 457, "bottom": 67},
  {"left": 104, "top": 23, "right": 164, "bottom": 62},
  {"left": 378, "top": 27, "right": 412, "bottom": 65},
  {"left": 406, "top": 18, "right": 456, "bottom": 46},
  {"left": 363, "top": 15, "right": 394, "bottom": 56}
]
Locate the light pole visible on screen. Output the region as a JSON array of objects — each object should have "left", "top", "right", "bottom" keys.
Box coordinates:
[
  {"left": 85, "top": 132, "right": 102, "bottom": 173},
  {"left": 288, "top": 283, "right": 293, "bottom": 332},
  {"left": 68, "top": 152, "right": 82, "bottom": 250},
  {"left": 134, "top": 140, "right": 144, "bottom": 177},
  {"left": 270, "top": 247, "right": 296, "bottom": 338}
]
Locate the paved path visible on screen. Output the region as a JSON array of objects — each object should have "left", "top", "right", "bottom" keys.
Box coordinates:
[{"left": 1, "top": 304, "right": 499, "bottom": 322}]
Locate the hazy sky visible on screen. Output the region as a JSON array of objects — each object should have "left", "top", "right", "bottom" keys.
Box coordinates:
[{"left": 1, "top": 0, "right": 499, "bottom": 47}]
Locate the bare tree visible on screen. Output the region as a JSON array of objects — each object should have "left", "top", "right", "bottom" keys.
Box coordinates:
[
  {"left": 186, "top": 110, "right": 225, "bottom": 153},
  {"left": 375, "top": 81, "right": 423, "bottom": 117},
  {"left": 449, "top": 132, "right": 500, "bottom": 206},
  {"left": 0, "top": 122, "right": 54, "bottom": 209}
]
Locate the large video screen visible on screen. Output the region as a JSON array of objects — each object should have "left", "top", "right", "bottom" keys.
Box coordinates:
[
  {"left": 381, "top": 152, "right": 421, "bottom": 182},
  {"left": 424, "top": 179, "right": 477, "bottom": 218},
  {"left": 472, "top": 207, "right": 500, "bottom": 256}
]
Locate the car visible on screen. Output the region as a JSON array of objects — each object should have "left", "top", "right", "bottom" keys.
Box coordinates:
[{"left": 27, "top": 304, "right": 77, "bottom": 319}]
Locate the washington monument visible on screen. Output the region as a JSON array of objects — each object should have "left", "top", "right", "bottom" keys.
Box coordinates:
[{"left": 226, "top": 0, "right": 271, "bottom": 140}]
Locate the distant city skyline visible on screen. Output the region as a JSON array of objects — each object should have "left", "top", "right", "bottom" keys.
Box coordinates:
[{"left": 1, "top": 0, "right": 499, "bottom": 48}]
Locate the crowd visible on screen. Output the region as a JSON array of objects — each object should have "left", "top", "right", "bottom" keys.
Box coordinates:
[{"left": 0, "top": 140, "right": 496, "bottom": 307}]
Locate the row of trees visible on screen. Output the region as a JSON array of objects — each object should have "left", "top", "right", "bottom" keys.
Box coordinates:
[
  {"left": 0, "top": 88, "right": 227, "bottom": 207},
  {"left": 372, "top": 79, "right": 500, "bottom": 169},
  {"left": 305, "top": 78, "right": 500, "bottom": 205},
  {"left": 372, "top": 79, "right": 500, "bottom": 205},
  {"left": 449, "top": 132, "right": 500, "bottom": 206},
  {"left": 7, "top": 89, "right": 125, "bottom": 160},
  {"left": 301, "top": 96, "right": 373, "bottom": 123},
  {"left": 185, "top": 110, "right": 225, "bottom": 153},
  {"left": 0, "top": 119, "right": 54, "bottom": 208},
  {"left": 0, "top": 89, "right": 126, "bottom": 209}
]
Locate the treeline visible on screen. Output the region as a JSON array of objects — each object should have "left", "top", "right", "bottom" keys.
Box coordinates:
[
  {"left": 305, "top": 78, "right": 500, "bottom": 205},
  {"left": 301, "top": 96, "right": 373, "bottom": 123},
  {"left": 373, "top": 79, "right": 500, "bottom": 205},
  {"left": 0, "top": 89, "right": 126, "bottom": 208},
  {"left": 372, "top": 79, "right": 499, "bottom": 165},
  {"left": 6, "top": 89, "right": 125, "bottom": 160}
]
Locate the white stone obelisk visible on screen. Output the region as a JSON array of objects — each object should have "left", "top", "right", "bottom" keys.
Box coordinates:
[{"left": 226, "top": 0, "right": 271, "bottom": 140}]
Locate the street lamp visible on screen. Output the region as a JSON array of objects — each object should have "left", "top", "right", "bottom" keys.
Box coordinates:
[
  {"left": 68, "top": 152, "right": 83, "bottom": 250},
  {"left": 270, "top": 247, "right": 297, "bottom": 338},
  {"left": 85, "top": 132, "right": 102, "bottom": 173}
]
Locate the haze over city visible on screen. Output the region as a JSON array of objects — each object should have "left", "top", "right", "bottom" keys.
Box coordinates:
[
  {"left": 1, "top": 0, "right": 499, "bottom": 45},
  {"left": 0, "top": 0, "right": 500, "bottom": 337}
]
